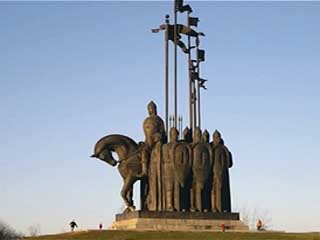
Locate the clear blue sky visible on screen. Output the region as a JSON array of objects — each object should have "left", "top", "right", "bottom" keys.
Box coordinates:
[{"left": 1, "top": 1, "right": 319, "bottom": 235}]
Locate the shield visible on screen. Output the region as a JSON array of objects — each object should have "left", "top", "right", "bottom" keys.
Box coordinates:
[
  {"left": 192, "top": 143, "right": 213, "bottom": 187},
  {"left": 173, "top": 142, "right": 192, "bottom": 187}
]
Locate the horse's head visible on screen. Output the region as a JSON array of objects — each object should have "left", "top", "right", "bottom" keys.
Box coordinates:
[
  {"left": 92, "top": 134, "right": 139, "bottom": 167},
  {"left": 91, "top": 149, "right": 118, "bottom": 166}
]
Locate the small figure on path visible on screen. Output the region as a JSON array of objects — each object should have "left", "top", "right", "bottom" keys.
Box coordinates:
[
  {"left": 221, "top": 223, "right": 226, "bottom": 232},
  {"left": 69, "top": 220, "right": 78, "bottom": 232},
  {"left": 99, "top": 223, "right": 103, "bottom": 230},
  {"left": 256, "top": 219, "right": 263, "bottom": 231}
]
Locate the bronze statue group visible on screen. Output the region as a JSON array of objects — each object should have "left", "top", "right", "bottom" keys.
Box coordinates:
[
  {"left": 139, "top": 101, "right": 233, "bottom": 213},
  {"left": 92, "top": 101, "right": 233, "bottom": 214}
]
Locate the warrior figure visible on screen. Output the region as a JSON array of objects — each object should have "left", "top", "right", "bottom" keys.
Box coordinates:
[
  {"left": 141, "top": 101, "right": 166, "bottom": 210},
  {"left": 211, "top": 130, "right": 233, "bottom": 212},
  {"left": 190, "top": 127, "right": 213, "bottom": 212},
  {"left": 162, "top": 128, "right": 179, "bottom": 211}
]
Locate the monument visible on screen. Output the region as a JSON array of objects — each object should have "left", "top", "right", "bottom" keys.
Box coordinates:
[{"left": 91, "top": 0, "right": 248, "bottom": 232}]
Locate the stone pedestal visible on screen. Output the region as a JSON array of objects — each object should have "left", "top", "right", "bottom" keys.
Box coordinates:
[{"left": 109, "top": 211, "right": 249, "bottom": 232}]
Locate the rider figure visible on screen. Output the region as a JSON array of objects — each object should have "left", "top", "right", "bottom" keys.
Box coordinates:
[
  {"left": 139, "top": 101, "right": 166, "bottom": 210},
  {"left": 143, "top": 101, "right": 166, "bottom": 146},
  {"left": 139, "top": 101, "right": 166, "bottom": 177}
]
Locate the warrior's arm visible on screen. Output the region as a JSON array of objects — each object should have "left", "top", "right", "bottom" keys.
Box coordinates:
[{"left": 137, "top": 145, "right": 150, "bottom": 178}]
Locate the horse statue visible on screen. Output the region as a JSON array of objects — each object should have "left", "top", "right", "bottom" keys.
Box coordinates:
[{"left": 91, "top": 134, "right": 144, "bottom": 212}]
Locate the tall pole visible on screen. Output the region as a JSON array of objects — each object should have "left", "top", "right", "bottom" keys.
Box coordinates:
[
  {"left": 193, "top": 36, "right": 198, "bottom": 131},
  {"left": 187, "top": 12, "right": 193, "bottom": 133},
  {"left": 196, "top": 36, "right": 201, "bottom": 128},
  {"left": 193, "top": 80, "right": 197, "bottom": 130},
  {"left": 174, "top": 2, "right": 178, "bottom": 128},
  {"left": 197, "top": 76, "right": 201, "bottom": 128},
  {"left": 164, "top": 15, "right": 170, "bottom": 134}
]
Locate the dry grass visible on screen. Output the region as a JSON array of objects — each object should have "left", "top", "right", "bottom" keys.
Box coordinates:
[{"left": 25, "top": 230, "right": 320, "bottom": 240}]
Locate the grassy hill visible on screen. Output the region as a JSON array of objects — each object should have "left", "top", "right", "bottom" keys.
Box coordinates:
[{"left": 25, "top": 230, "right": 320, "bottom": 240}]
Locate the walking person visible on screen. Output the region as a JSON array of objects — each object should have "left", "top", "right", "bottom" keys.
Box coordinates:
[
  {"left": 256, "top": 219, "right": 263, "bottom": 231},
  {"left": 69, "top": 220, "right": 78, "bottom": 232}
]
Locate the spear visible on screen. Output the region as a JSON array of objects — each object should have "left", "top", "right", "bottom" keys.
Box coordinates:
[
  {"left": 174, "top": 0, "right": 178, "bottom": 128},
  {"left": 151, "top": 15, "right": 170, "bottom": 134},
  {"left": 187, "top": 11, "right": 193, "bottom": 133}
]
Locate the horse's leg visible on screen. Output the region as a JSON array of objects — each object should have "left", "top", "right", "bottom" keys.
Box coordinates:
[
  {"left": 121, "top": 177, "right": 131, "bottom": 208},
  {"left": 126, "top": 187, "right": 133, "bottom": 206},
  {"left": 121, "top": 175, "right": 136, "bottom": 212}
]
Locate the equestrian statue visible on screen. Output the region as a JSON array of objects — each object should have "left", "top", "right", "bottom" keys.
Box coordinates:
[{"left": 91, "top": 101, "right": 233, "bottom": 213}]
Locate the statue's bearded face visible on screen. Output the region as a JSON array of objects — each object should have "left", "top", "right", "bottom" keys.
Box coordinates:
[
  {"left": 148, "top": 105, "right": 156, "bottom": 115},
  {"left": 170, "top": 129, "right": 178, "bottom": 142},
  {"left": 213, "top": 133, "right": 220, "bottom": 145}
]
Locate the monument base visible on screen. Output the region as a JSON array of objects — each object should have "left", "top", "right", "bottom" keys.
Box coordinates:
[{"left": 109, "top": 211, "right": 249, "bottom": 232}]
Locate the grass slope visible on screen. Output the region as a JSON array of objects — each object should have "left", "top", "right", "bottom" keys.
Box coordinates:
[{"left": 26, "top": 230, "right": 320, "bottom": 240}]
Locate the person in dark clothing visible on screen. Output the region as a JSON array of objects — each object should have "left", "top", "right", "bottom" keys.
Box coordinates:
[
  {"left": 256, "top": 219, "right": 263, "bottom": 231},
  {"left": 69, "top": 220, "right": 78, "bottom": 232}
]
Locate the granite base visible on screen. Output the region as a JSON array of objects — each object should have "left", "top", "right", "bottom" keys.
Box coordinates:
[{"left": 109, "top": 211, "right": 249, "bottom": 232}]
